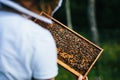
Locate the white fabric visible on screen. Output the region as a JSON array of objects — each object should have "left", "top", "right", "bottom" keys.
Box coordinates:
[{"left": 0, "top": 11, "right": 58, "bottom": 80}]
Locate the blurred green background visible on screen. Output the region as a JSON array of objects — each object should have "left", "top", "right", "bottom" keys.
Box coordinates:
[{"left": 53, "top": 0, "right": 120, "bottom": 80}]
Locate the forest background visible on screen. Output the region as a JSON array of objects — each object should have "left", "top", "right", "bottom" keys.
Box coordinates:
[{"left": 53, "top": 0, "right": 120, "bottom": 80}]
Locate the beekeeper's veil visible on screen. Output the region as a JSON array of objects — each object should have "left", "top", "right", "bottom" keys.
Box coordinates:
[{"left": 0, "top": 0, "right": 63, "bottom": 24}]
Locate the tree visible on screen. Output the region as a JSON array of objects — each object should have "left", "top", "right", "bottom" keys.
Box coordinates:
[
  {"left": 65, "top": 0, "right": 73, "bottom": 29},
  {"left": 88, "top": 0, "right": 99, "bottom": 45}
]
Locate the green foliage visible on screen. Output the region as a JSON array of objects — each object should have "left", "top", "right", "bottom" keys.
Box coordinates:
[
  {"left": 56, "top": 66, "right": 76, "bottom": 80},
  {"left": 88, "top": 42, "right": 120, "bottom": 80}
]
